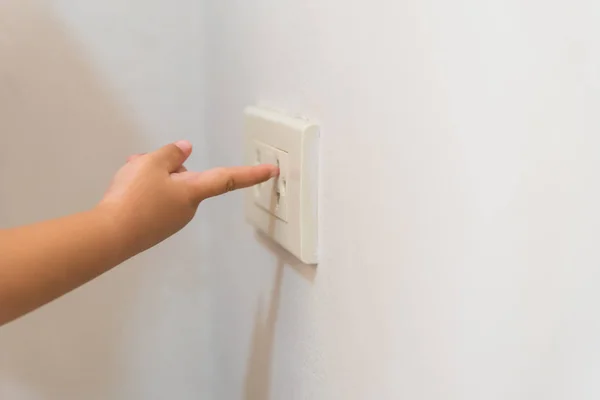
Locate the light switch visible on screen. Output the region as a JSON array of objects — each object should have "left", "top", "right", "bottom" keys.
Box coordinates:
[{"left": 245, "top": 106, "right": 319, "bottom": 265}]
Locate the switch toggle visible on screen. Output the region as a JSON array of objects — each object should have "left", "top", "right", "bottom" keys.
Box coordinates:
[{"left": 253, "top": 141, "right": 289, "bottom": 222}]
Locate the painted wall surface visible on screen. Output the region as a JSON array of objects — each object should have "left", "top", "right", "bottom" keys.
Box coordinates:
[
  {"left": 204, "top": 1, "right": 600, "bottom": 399},
  {"left": 3, "top": 0, "right": 600, "bottom": 400},
  {"left": 0, "top": 1, "right": 212, "bottom": 399}
]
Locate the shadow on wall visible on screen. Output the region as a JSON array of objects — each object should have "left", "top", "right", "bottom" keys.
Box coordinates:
[
  {"left": 0, "top": 2, "right": 145, "bottom": 399},
  {"left": 244, "top": 261, "right": 284, "bottom": 400},
  {"left": 243, "top": 234, "right": 317, "bottom": 400}
]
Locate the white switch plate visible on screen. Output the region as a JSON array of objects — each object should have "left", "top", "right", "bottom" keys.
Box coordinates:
[{"left": 244, "top": 106, "right": 319, "bottom": 265}]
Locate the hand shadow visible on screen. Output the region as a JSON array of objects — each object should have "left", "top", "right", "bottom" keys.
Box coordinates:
[{"left": 0, "top": 3, "right": 147, "bottom": 399}]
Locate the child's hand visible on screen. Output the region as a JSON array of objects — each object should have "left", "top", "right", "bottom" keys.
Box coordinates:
[{"left": 99, "top": 140, "right": 278, "bottom": 253}]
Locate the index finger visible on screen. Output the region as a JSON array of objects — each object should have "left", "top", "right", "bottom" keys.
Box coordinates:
[{"left": 188, "top": 164, "right": 279, "bottom": 200}]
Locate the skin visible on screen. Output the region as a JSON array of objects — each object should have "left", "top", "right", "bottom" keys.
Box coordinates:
[{"left": 0, "top": 140, "right": 278, "bottom": 326}]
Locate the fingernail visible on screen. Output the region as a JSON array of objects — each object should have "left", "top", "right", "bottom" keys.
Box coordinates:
[
  {"left": 270, "top": 167, "right": 280, "bottom": 178},
  {"left": 174, "top": 140, "right": 192, "bottom": 153}
]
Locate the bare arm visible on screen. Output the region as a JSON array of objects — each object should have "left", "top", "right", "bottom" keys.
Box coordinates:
[
  {"left": 0, "top": 141, "right": 278, "bottom": 326},
  {"left": 0, "top": 209, "right": 130, "bottom": 325}
]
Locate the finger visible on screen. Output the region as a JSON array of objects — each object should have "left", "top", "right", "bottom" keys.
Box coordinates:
[
  {"left": 150, "top": 140, "right": 193, "bottom": 173},
  {"left": 177, "top": 164, "right": 279, "bottom": 201},
  {"left": 175, "top": 165, "right": 188, "bottom": 174}
]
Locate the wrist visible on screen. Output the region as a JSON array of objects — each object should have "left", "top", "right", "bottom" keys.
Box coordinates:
[{"left": 92, "top": 202, "right": 139, "bottom": 262}]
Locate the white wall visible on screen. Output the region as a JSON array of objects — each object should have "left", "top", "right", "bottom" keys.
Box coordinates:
[
  {"left": 3, "top": 0, "right": 600, "bottom": 399},
  {"left": 0, "top": 1, "right": 212, "bottom": 399},
  {"left": 205, "top": 0, "right": 600, "bottom": 399}
]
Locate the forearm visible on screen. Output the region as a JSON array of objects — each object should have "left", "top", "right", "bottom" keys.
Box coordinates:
[
  {"left": 0, "top": 207, "right": 133, "bottom": 326},
  {"left": 0, "top": 141, "right": 277, "bottom": 327}
]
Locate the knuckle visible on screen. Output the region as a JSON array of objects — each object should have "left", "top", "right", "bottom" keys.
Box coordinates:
[
  {"left": 214, "top": 168, "right": 235, "bottom": 193},
  {"left": 225, "top": 178, "right": 236, "bottom": 192}
]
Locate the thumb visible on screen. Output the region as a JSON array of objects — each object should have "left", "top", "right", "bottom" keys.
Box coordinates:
[
  {"left": 175, "top": 164, "right": 279, "bottom": 202},
  {"left": 151, "top": 140, "right": 193, "bottom": 172}
]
